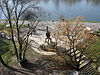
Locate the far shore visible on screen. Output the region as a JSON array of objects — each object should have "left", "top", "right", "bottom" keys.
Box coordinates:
[{"left": 1, "top": 20, "right": 100, "bottom": 30}]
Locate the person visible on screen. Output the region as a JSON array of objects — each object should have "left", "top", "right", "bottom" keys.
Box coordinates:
[{"left": 45, "top": 26, "right": 52, "bottom": 44}]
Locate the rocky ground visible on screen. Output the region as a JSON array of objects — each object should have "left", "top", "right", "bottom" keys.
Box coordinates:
[{"left": 1, "top": 21, "right": 100, "bottom": 75}]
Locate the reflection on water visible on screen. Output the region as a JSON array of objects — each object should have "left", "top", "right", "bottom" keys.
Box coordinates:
[
  {"left": 41, "top": 0, "right": 100, "bottom": 6},
  {"left": 87, "top": 0, "right": 100, "bottom": 5},
  {"left": 41, "top": 0, "right": 81, "bottom": 6},
  {"left": 39, "top": 0, "right": 100, "bottom": 21}
]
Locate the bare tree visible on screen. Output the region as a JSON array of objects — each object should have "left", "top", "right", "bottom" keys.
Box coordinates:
[
  {"left": 52, "top": 17, "right": 97, "bottom": 71},
  {"left": 0, "top": 0, "right": 41, "bottom": 66},
  {"left": 0, "top": 3, "right": 7, "bottom": 67}
]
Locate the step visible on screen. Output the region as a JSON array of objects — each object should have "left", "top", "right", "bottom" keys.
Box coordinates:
[
  {"left": 88, "top": 69, "right": 95, "bottom": 74},
  {"left": 75, "top": 53, "right": 81, "bottom": 58},
  {"left": 84, "top": 66, "right": 92, "bottom": 71},
  {"left": 80, "top": 60, "right": 86, "bottom": 65},
  {"left": 79, "top": 60, "right": 90, "bottom": 68},
  {"left": 77, "top": 56, "right": 87, "bottom": 61},
  {"left": 79, "top": 58, "right": 89, "bottom": 65},
  {"left": 67, "top": 49, "right": 74, "bottom": 53},
  {"left": 82, "top": 68, "right": 95, "bottom": 75},
  {"left": 80, "top": 56, "right": 87, "bottom": 61},
  {"left": 80, "top": 62, "right": 90, "bottom": 69},
  {"left": 76, "top": 55, "right": 86, "bottom": 60},
  {"left": 69, "top": 51, "right": 80, "bottom": 56}
]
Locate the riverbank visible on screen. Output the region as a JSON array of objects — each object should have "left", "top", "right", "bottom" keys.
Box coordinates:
[{"left": 1, "top": 20, "right": 100, "bottom": 31}]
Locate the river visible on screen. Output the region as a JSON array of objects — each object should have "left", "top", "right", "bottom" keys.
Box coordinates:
[
  {"left": 39, "top": 0, "right": 100, "bottom": 22},
  {"left": 1, "top": 0, "right": 100, "bottom": 22}
]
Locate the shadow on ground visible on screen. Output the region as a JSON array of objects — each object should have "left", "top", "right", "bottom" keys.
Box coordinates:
[{"left": 16, "top": 59, "right": 53, "bottom": 75}]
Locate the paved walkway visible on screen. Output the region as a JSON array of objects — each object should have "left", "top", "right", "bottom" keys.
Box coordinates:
[{"left": 29, "top": 34, "right": 56, "bottom": 55}]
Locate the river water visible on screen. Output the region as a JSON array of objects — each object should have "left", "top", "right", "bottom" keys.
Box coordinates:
[
  {"left": 39, "top": 0, "right": 100, "bottom": 22},
  {"left": 1, "top": 0, "right": 100, "bottom": 22}
]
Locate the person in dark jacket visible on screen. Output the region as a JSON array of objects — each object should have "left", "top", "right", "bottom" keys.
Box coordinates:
[{"left": 45, "top": 26, "right": 52, "bottom": 44}]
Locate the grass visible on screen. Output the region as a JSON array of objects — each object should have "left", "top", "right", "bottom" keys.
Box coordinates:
[
  {"left": 95, "top": 37, "right": 100, "bottom": 49},
  {"left": 0, "top": 21, "right": 28, "bottom": 28},
  {"left": 12, "top": 24, "right": 28, "bottom": 28},
  {"left": 0, "top": 38, "right": 13, "bottom": 64},
  {"left": 90, "top": 34, "right": 100, "bottom": 50},
  {"left": 83, "top": 21, "right": 100, "bottom": 23},
  {"left": 0, "top": 39, "right": 11, "bottom": 54},
  {"left": 0, "top": 24, "right": 6, "bottom": 30},
  {"left": 87, "top": 36, "right": 100, "bottom": 66},
  {"left": 96, "top": 30, "right": 100, "bottom": 36}
]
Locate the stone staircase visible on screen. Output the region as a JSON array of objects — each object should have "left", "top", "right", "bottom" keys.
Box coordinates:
[{"left": 64, "top": 49, "right": 96, "bottom": 75}]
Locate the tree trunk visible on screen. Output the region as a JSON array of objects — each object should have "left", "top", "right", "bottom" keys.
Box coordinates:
[
  {"left": 75, "top": 63, "right": 80, "bottom": 71},
  {"left": 23, "top": 49, "right": 27, "bottom": 60}
]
